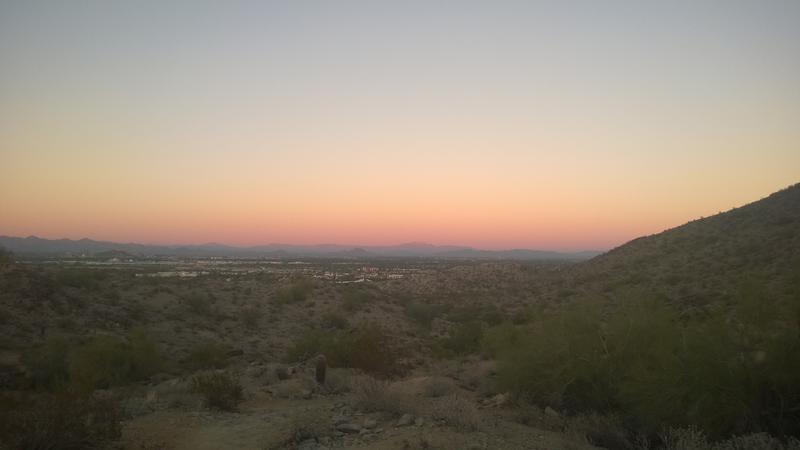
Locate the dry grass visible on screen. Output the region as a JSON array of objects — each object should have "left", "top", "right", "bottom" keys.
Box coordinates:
[
  {"left": 261, "top": 407, "right": 331, "bottom": 450},
  {"left": 430, "top": 395, "right": 482, "bottom": 432},
  {"left": 351, "top": 375, "right": 419, "bottom": 418},
  {"left": 422, "top": 376, "right": 456, "bottom": 398}
]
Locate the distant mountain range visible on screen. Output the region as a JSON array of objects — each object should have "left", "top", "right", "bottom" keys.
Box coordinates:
[{"left": 0, "top": 235, "right": 601, "bottom": 261}]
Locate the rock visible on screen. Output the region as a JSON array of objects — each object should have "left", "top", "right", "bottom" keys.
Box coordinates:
[
  {"left": 544, "top": 406, "right": 560, "bottom": 418},
  {"left": 297, "top": 438, "right": 318, "bottom": 450},
  {"left": 363, "top": 418, "right": 377, "bottom": 429},
  {"left": 483, "top": 392, "right": 510, "bottom": 408},
  {"left": 336, "top": 423, "right": 361, "bottom": 434},
  {"left": 332, "top": 415, "right": 350, "bottom": 425},
  {"left": 414, "top": 417, "right": 424, "bottom": 427},
  {"left": 396, "top": 413, "right": 414, "bottom": 427}
]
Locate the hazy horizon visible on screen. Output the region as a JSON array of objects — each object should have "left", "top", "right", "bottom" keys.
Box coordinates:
[{"left": 2, "top": 1, "right": 799, "bottom": 250}]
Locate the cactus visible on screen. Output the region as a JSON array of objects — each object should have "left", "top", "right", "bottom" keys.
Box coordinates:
[{"left": 315, "top": 354, "right": 327, "bottom": 385}]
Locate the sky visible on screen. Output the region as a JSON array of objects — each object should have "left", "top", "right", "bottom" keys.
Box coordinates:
[{"left": 1, "top": 1, "right": 799, "bottom": 251}]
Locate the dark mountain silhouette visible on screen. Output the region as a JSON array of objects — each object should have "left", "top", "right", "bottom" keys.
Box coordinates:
[{"left": 0, "top": 235, "right": 599, "bottom": 261}]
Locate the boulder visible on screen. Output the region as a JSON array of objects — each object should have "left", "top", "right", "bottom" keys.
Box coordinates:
[
  {"left": 396, "top": 413, "right": 414, "bottom": 427},
  {"left": 336, "top": 423, "right": 361, "bottom": 434}
]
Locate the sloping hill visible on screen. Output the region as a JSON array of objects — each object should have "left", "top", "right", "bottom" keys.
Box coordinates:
[{"left": 573, "top": 183, "right": 800, "bottom": 306}]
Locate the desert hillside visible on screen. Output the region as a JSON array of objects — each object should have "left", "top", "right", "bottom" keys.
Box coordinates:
[{"left": 0, "top": 185, "right": 799, "bottom": 450}]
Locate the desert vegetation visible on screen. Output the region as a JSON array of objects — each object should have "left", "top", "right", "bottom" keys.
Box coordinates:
[{"left": 0, "top": 185, "right": 798, "bottom": 449}]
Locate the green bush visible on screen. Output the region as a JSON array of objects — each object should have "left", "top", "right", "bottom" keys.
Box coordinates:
[
  {"left": 341, "top": 288, "right": 372, "bottom": 312},
  {"left": 191, "top": 372, "right": 243, "bottom": 411},
  {"left": 0, "top": 246, "right": 14, "bottom": 264},
  {"left": 285, "top": 323, "right": 402, "bottom": 377},
  {"left": 184, "top": 294, "right": 214, "bottom": 316},
  {"left": 127, "top": 328, "right": 163, "bottom": 380},
  {"left": 183, "top": 342, "right": 229, "bottom": 371},
  {"left": 492, "top": 286, "right": 800, "bottom": 438},
  {"left": 321, "top": 311, "right": 349, "bottom": 329},
  {"left": 437, "top": 321, "right": 484, "bottom": 357},
  {"left": 69, "top": 332, "right": 162, "bottom": 391},
  {"left": 448, "top": 304, "right": 504, "bottom": 326},
  {"left": 53, "top": 269, "right": 107, "bottom": 291},
  {"left": 240, "top": 307, "right": 262, "bottom": 329},
  {"left": 0, "top": 391, "right": 122, "bottom": 449},
  {"left": 403, "top": 301, "right": 445, "bottom": 329},
  {"left": 274, "top": 278, "right": 313, "bottom": 305},
  {"left": 25, "top": 331, "right": 161, "bottom": 392},
  {"left": 24, "top": 337, "right": 71, "bottom": 391},
  {"left": 480, "top": 322, "right": 524, "bottom": 358}
]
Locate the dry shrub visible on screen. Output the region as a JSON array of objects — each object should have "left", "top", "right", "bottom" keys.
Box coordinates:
[
  {"left": 190, "top": 371, "right": 243, "bottom": 411},
  {"left": 0, "top": 391, "right": 122, "bottom": 450},
  {"left": 285, "top": 323, "right": 404, "bottom": 377},
  {"left": 286, "top": 408, "right": 331, "bottom": 442},
  {"left": 563, "top": 412, "right": 632, "bottom": 450},
  {"left": 351, "top": 375, "right": 418, "bottom": 418},
  {"left": 662, "top": 428, "right": 800, "bottom": 450},
  {"left": 422, "top": 376, "right": 456, "bottom": 398},
  {"left": 431, "top": 395, "right": 482, "bottom": 432},
  {"left": 323, "top": 368, "right": 352, "bottom": 394},
  {"left": 262, "top": 408, "right": 330, "bottom": 450},
  {"left": 270, "top": 376, "right": 317, "bottom": 399}
]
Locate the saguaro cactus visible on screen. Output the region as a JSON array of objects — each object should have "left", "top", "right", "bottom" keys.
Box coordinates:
[{"left": 315, "top": 354, "right": 327, "bottom": 385}]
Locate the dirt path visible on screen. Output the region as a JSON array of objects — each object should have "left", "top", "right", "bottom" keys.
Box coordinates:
[{"left": 121, "top": 394, "right": 593, "bottom": 450}]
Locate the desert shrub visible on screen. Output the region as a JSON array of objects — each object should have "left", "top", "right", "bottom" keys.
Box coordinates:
[
  {"left": 332, "top": 323, "right": 400, "bottom": 376},
  {"left": 262, "top": 408, "right": 331, "bottom": 450},
  {"left": 53, "top": 269, "right": 107, "bottom": 291},
  {"left": 324, "top": 368, "right": 352, "bottom": 393},
  {"left": 448, "top": 304, "right": 504, "bottom": 325},
  {"left": 271, "top": 377, "right": 317, "bottom": 399},
  {"left": 274, "top": 278, "right": 313, "bottom": 305},
  {"left": 437, "top": 321, "right": 484, "bottom": 357},
  {"left": 0, "top": 246, "right": 14, "bottom": 264},
  {"left": 69, "top": 332, "right": 161, "bottom": 391},
  {"left": 284, "top": 408, "right": 330, "bottom": 443},
  {"left": 127, "top": 328, "right": 163, "bottom": 380},
  {"left": 480, "top": 322, "right": 524, "bottom": 358},
  {"left": 285, "top": 323, "right": 402, "bottom": 377},
  {"left": 494, "top": 284, "right": 800, "bottom": 439},
  {"left": 562, "top": 412, "right": 632, "bottom": 450},
  {"left": 0, "top": 391, "right": 122, "bottom": 450},
  {"left": 183, "top": 293, "right": 213, "bottom": 316},
  {"left": 25, "top": 332, "right": 161, "bottom": 392},
  {"left": 422, "top": 376, "right": 456, "bottom": 398},
  {"left": 351, "top": 375, "right": 417, "bottom": 417},
  {"left": 321, "top": 311, "right": 349, "bottom": 329},
  {"left": 240, "top": 307, "right": 262, "bottom": 329},
  {"left": 183, "top": 342, "right": 229, "bottom": 371},
  {"left": 341, "top": 287, "right": 372, "bottom": 312},
  {"left": 404, "top": 301, "right": 445, "bottom": 329},
  {"left": 430, "top": 395, "right": 482, "bottom": 431},
  {"left": 662, "top": 427, "right": 800, "bottom": 450},
  {"left": 190, "top": 372, "right": 243, "bottom": 411},
  {"left": 24, "top": 337, "right": 71, "bottom": 390}
]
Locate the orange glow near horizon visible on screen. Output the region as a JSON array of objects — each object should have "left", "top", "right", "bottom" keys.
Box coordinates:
[{"left": 1, "top": 3, "right": 799, "bottom": 251}]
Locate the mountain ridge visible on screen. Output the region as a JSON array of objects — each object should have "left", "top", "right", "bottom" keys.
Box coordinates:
[{"left": 0, "top": 235, "right": 600, "bottom": 261}]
